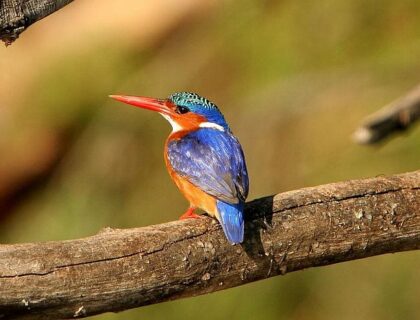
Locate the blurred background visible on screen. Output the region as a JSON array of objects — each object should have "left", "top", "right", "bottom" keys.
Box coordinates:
[{"left": 0, "top": 0, "right": 419, "bottom": 319}]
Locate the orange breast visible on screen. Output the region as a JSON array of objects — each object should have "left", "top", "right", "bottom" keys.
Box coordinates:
[{"left": 164, "top": 139, "right": 217, "bottom": 218}]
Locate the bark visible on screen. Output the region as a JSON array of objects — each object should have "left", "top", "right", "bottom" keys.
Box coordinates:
[
  {"left": 0, "top": 0, "right": 74, "bottom": 45},
  {"left": 353, "top": 85, "right": 420, "bottom": 144},
  {"left": 0, "top": 171, "right": 419, "bottom": 319}
]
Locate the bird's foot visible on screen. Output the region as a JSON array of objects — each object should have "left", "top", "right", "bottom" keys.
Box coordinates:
[{"left": 179, "top": 207, "right": 200, "bottom": 220}]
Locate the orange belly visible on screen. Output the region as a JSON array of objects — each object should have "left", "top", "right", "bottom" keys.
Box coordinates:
[{"left": 171, "top": 170, "right": 217, "bottom": 217}]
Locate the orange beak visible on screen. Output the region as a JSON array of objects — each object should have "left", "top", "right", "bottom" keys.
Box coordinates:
[{"left": 109, "top": 94, "right": 173, "bottom": 116}]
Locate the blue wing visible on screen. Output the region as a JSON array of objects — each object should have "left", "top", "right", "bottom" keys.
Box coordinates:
[{"left": 167, "top": 128, "right": 249, "bottom": 204}]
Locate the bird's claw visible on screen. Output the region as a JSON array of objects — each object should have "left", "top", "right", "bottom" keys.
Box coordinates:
[{"left": 179, "top": 208, "right": 201, "bottom": 220}]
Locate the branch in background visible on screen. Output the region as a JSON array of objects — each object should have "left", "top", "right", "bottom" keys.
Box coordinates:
[
  {"left": 0, "top": 171, "right": 418, "bottom": 319},
  {"left": 353, "top": 85, "right": 420, "bottom": 144},
  {"left": 0, "top": 0, "right": 74, "bottom": 45}
]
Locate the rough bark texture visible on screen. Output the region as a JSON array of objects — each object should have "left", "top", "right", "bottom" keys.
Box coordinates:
[
  {"left": 0, "top": 171, "right": 419, "bottom": 319},
  {"left": 0, "top": 0, "right": 74, "bottom": 44},
  {"left": 353, "top": 85, "right": 420, "bottom": 144}
]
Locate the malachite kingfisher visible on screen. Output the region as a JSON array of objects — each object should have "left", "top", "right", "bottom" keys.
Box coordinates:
[{"left": 109, "top": 92, "right": 249, "bottom": 244}]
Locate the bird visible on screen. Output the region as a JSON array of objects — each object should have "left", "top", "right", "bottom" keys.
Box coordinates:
[{"left": 109, "top": 92, "right": 249, "bottom": 244}]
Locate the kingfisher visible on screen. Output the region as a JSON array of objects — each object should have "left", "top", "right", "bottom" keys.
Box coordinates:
[{"left": 109, "top": 92, "right": 249, "bottom": 244}]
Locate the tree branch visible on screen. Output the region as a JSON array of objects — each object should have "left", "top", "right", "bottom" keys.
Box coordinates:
[
  {"left": 0, "top": 0, "right": 74, "bottom": 45},
  {"left": 0, "top": 171, "right": 419, "bottom": 319},
  {"left": 353, "top": 85, "right": 420, "bottom": 144}
]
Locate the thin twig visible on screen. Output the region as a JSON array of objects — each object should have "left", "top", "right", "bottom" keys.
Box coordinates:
[
  {"left": 0, "top": 0, "right": 74, "bottom": 45},
  {"left": 353, "top": 85, "right": 420, "bottom": 144}
]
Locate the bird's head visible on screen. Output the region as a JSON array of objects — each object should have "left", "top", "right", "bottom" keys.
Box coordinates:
[{"left": 110, "top": 92, "right": 229, "bottom": 133}]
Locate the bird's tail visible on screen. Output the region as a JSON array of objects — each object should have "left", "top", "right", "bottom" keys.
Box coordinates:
[{"left": 216, "top": 200, "right": 244, "bottom": 244}]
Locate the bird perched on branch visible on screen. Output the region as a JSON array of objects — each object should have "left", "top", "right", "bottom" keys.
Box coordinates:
[{"left": 110, "top": 92, "right": 249, "bottom": 244}]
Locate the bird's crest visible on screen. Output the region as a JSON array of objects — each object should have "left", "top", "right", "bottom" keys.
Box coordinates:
[{"left": 168, "top": 92, "right": 220, "bottom": 112}]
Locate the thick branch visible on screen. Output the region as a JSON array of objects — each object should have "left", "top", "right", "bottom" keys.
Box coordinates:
[
  {"left": 0, "top": 171, "right": 419, "bottom": 319},
  {"left": 0, "top": 0, "right": 74, "bottom": 45},
  {"left": 353, "top": 85, "right": 420, "bottom": 144}
]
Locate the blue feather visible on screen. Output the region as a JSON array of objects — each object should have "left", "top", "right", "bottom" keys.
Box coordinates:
[
  {"left": 217, "top": 200, "right": 244, "bottom": 244},
  {"left": 167, "top": 128, "right": 248, "bottom": 203}
]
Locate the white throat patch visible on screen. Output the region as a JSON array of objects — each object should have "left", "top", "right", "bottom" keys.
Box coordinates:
[{"left": 160, "top": 113, "right": 183, "bottom": 132}]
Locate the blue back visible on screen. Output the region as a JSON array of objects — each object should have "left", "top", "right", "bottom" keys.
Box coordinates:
[
  {"left": 167, "top": 128, "right": 249, "bottom": 204},
  {"left": 169, "top": 92, "right": 229, "bottom": 129}
]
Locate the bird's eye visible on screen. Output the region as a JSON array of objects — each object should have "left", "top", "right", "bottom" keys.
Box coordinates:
[{"left": 175, "top": 106, "right": 190, "bottom": 114}]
